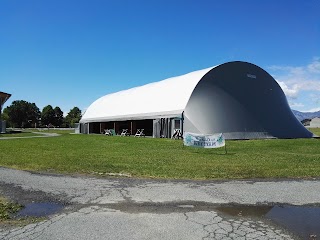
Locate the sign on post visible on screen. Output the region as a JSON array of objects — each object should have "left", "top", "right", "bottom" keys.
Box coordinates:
[{"left": 183, "top": 132, "right": 225, "bottom": 148}]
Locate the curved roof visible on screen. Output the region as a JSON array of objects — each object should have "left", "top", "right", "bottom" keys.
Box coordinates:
[{"left": 81, "top": 66, "right": 214, "bottom": 122}]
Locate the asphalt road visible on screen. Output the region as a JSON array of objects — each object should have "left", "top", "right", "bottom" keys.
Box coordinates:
[{"left": 0, "top": 167, "right": 320, "bottom": 240}]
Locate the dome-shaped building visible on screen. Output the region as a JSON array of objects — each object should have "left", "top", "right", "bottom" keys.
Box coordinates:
[{"left": 80, "top": 61, "right": 314, "bottom": 139}]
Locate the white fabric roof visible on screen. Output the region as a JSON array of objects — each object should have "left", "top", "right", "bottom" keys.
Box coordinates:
[{"left": 80, "top": 66, "right": 214, "bottom": 122}]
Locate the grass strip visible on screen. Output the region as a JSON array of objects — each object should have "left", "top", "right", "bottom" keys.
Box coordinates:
[{"left": 0, "top": 129, "right": 319, "bottom": 180}]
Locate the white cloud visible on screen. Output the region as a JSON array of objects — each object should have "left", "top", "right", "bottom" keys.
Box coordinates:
[
  {"left": 277, "top": 81, "right": 299, "bottom": 98},
  {"left": 270, "top": 58, "right": 320, "bottom": 82},
  {"left": 310, "top": 93, "right": 320, "bottom": 104},
  {"left": 268, "top": 58, "right": 320, "bottom": 111},
  {"left": 308, "top": 58, "right": 320, "bottom": 73},
  {"left": 296, "top": 81, "right": 320, "bottom": 91},
  {"left": 306, "top": 107, "right": 320, "bottom": 112},
  {"left": 288, "top": 101, "right": 304, "bottom": 108},
  {"left": 268, "top": 65, "right": 305, "bottom": 75}
]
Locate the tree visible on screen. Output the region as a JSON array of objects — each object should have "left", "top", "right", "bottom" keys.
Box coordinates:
[
  {"left": 5, "top": 100, "right": 40, "bottom": 128},
  {"left": 1, "top": 108, "right": 11, "bottom": 127},
  {"left": 53, "top": 106, "right": 64, "bottom": 127},
  {"left": 64, "top": 107, "right": 81, "bottom": 127},
  {"left": 29, "top": 103, "right": 41, "bottom": 127},
  {"left": 41, "top": 105, "right": 55, "bottom": 127}
]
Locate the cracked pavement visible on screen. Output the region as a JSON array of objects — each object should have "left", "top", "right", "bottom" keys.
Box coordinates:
[{"left": 0, "top": 167, "right": 320, "bottom": 239}]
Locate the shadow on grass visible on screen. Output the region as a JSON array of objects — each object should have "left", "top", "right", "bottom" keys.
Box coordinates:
[
  {"left": 183, "top": 147, "right": 236, "bottom": 155},
  {"left": 6, "top": 130, "right": 24, "bottom": 134},
  {"left": 192, "top": 151, "right": 236, "bottom": 156}
]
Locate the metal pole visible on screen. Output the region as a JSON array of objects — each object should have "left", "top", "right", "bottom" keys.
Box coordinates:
[
  {"left": 0, "top": 97, "right": 2, "bottom": 120},
  {"left": 225, "top": 142, "right": 227, "bottom": 154},
  {"left": 181, "top": 112, "right": 184, "bottom": 139}
]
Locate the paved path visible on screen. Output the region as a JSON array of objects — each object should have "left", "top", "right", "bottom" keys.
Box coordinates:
[
  {"left": 0, "top": 132, "right": 60, "bottom": 140},
  {"left": 0, "top": 167, "right": 319, "bottom": 240}
]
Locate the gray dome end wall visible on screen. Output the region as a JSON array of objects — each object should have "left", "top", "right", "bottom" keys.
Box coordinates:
[{"left": 184, "top": 61, "right": 313, "bottom": 139}]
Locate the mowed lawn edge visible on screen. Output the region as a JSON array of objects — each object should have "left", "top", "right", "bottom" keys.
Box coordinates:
[{"left": 0, "top": 128, "right": 319, "bottom": 180}]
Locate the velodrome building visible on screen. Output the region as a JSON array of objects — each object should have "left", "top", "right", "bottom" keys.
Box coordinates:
[{"left": 80, "top": 61, "right": 314, "bottom": 139}]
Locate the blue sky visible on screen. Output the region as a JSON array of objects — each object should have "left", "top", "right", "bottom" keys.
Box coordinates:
[{"left": 1, "top": 0, "right": 319, "bottom": 114}]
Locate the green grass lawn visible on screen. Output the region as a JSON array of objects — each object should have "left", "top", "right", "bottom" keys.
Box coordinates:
[
  {"left": 309, "top": 127, "right": 320, "bottom": 136},
  {"left": 0, "top": 129, "right": 319, "bottom": 180}
]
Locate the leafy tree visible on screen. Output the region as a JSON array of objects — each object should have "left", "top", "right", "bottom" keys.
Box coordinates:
[
  {"left": 29, "top": 103, "right": 41, "bottom": 127},
  {"left": 5, "top": 100, "right": 40, "bottom": 128},
  {"left": 65, "top": 107, "right": 81, "bottom": 127},
  {"left": 53, "top": 107, "right": 64, "bottom": 127},
  {"left": 41, "top": 105, "right": 55, "bottom": 127},
  {"left": 1, "top": 108, "right": 11, "bottom": 127}
]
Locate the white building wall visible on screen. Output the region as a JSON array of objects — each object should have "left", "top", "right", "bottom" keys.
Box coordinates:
[{"left": 310, "top": 117, "right": 320, "bottom": 128}]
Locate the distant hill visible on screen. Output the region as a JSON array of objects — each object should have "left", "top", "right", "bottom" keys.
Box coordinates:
[{"left": 292, "top": 110, "right": 320, "bottom": 122}]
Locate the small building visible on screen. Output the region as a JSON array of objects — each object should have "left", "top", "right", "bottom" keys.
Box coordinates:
[
  {"left": 0, "top": 91, "right": 12, "bottom": 133},
  {"left": 310, "top": 117, "right": 320, "bottom": 128},
  {"left": 80, "top": 61, "right": 314, "bottom": 139}
]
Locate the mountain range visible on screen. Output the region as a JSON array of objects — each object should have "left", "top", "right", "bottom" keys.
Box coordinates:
[{"left": 292, "top": 110, "right": 320, "bottom": 122}]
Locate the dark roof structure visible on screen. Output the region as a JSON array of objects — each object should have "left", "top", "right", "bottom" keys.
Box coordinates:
[{"left": 183, "top": 62, "right": 313, "bottom": 139}]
